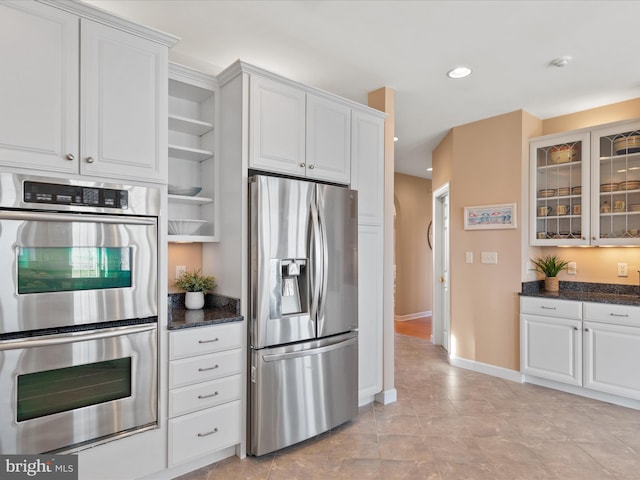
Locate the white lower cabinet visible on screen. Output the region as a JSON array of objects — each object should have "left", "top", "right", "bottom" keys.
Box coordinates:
[
  {"left": 521, "top": 314, "right": 582, "bottom": 386},
  {"left": 168, "top": 323, "right": 242, "bottom": 467},
  {"left": 521, "top": 297, "right": 640, "bottom": 402}
]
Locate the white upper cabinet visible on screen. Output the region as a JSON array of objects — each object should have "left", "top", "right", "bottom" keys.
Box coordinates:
[
  {"left": 306, "top": 94, "right": 351, "bottom": 183},
  {"left": 248, "top": 72, "right": 352, "bottom": 184},
  {"left": 590, "top": 119, "right": 640, "bottom": 245},
  {"left": 0, "top": 2, "right": 78, "bottom": 173},
  {"left": 81, "top": 20, "right": 168, "bottom": 182},
  {"left": 0, "top": 1, "right": 174, "bottom": 183},
  {"left": 351, "top": 110, "right": 384, "bottom": 225},
  {"left": 530, "top": 118, "right": 640, "bottom": 246},
  {"left": 529, "top": 132, "right": 590, "bottom": 246},
  {"left": 249, "top": 75, "right": 306, "bottom": 176}
]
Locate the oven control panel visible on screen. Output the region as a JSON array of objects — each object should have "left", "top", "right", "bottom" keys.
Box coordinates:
[{"left": 23, "top": 181, "right": 128, "bottom": 209}]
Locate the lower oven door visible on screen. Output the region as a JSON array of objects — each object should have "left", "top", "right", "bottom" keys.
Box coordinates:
[{"left": 0, "top": 323, "right": 157, "bottom": 454}]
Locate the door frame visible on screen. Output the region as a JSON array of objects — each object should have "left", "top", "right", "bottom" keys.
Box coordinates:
[{"left": 432, "top": 182, "right": 450, "bottom": 352}]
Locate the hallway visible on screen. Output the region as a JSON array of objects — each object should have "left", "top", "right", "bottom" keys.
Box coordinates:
[{"left": 177, "top": 334, "right": 640, "bottom": 479}]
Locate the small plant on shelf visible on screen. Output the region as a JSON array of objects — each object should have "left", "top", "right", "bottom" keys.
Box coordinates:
[
  {"left": 175, "top": 269, "right": 215, "bottom": 310},
  {"left": 174, "top": 269, "right": 216, "bottom": 293},
  {"left": 530, "top": 254, "right": 570, "bottom": 292}
]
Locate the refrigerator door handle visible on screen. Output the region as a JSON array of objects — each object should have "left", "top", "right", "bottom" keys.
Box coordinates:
[
  {"left": 262, "top": 336, "right": 357, "bottom": 362},
  {"left": 316, "top": 187, "right": 329, "bottom": 323},
  {"left": 309, "top": 198, "right": 322, "bottom": 323}
]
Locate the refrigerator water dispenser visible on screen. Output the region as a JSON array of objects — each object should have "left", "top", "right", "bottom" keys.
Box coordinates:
[{"left": 280, "top": 259, "right": 307, "bottom": 315}]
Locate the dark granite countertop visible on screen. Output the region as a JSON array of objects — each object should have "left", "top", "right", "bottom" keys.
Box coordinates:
[
  {"left": 168, "top": 293, "right": 243, "bottom": 330},
  {"left": 520, "top": 280, "right": 640, "bottom": 307}
]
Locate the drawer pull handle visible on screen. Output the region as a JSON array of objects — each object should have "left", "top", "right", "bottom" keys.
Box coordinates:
[
  {"left": 198, "top": 364, "right": 219, "bottom": 372},
  {"left": 198, "top": 391, "right": 219, "bottom": 399},
  {"left": 197, "top": 427, "right": 218, "bottom": 437},
  {"left": 198, "top": 338, "right": 219, "bottom": 344},
  {"left": 609, "top": 313, "right": 629, "bottom": 318},
  {"left": 540, "top": 306, "right": 556, "bottom": 310}
]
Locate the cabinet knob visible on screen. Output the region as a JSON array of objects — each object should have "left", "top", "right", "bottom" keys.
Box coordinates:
[
  {"left": 584, "top": 327, "right": 590, "bottom": 332},
  {"left": 573, "top": 326, "right": 579, "bottom": 330},
  {"left": 66, "top": 153, "right": 75, "bottom": 161},
  {"left": 439, "top": 276, "right": 445, "bottom": 283},
  {"left": 592, "top": 237, "right": 596, "bottom": 241},
  {"left": 309, "top": 164, "right": 315, "bottom": 170},
  {"left": 299, "top": 162, "right": 306, "bottom": 168},
  {"left": 85, "top": 156, "right": 94, "bottom": 164}
]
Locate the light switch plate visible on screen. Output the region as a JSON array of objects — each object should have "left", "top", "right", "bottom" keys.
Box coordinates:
[
  {"left": 481, "top": 252, "right": 498, "bottom": 264},
  {"left": 465, "top": 251, "right": 473, "bottom": 264}
]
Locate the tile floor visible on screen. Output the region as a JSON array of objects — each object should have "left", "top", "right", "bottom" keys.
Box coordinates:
[{"left": 176, "top": 334, "right": 640, "bottom": 479}]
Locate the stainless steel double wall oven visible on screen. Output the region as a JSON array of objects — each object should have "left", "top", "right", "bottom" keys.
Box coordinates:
[{"left": 0, "top": 173, "right": 160, "bottom": 454}]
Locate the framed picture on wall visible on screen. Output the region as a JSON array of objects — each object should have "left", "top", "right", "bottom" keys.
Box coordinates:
[{"left": 464, "top": 203, "right": 517, "bottom": 230}]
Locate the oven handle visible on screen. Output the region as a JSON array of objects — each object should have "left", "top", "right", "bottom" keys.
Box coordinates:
[
  {"left": 0, "top": 210, "right": 155, "bottom": 225},
  {"left": 0, "top": 324, "right": 157, "bottom": 351}
]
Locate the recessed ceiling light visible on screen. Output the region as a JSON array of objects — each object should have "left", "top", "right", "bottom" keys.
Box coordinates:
[{"left": 447, "top": 66, "right": 472, "bottom": 79}]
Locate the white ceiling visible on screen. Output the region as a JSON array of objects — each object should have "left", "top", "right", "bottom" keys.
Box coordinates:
[{"left": 85, "top": 0, "right": 640, "bottom": 179}]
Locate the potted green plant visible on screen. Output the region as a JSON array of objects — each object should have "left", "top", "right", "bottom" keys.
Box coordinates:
[
  {"left": 530, "top": 254, "right": 570, "bottom": 292},
  {"left": 174, "top": 269, "right": 216, "bottom": 309}
]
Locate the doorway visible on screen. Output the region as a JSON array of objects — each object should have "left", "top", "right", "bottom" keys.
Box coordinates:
[{"left": 432, "top": 183, "right": 450, "bottom": 352}]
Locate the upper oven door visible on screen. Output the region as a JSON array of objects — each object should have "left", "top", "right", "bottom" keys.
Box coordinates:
[{"left": 0, "top": 210, "right": 157, "bottom": 335}]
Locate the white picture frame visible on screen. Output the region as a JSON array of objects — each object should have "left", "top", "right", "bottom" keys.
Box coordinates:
[{"left": 464, "top": 203, "right": 517, "bottom": 230}]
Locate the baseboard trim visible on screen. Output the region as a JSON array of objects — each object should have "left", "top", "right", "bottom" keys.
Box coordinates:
[
  {"left": 449, "top": 356, "right": 523, "bottom": 383},
  {"left": 524, "top": 375, "right": 640, "bottom": 410},
  {"left": 374, "top": 388, "right": 397, "bottom": 405},
  {"left": 394, "top": 311, "right": 432, "bottom": 321}
]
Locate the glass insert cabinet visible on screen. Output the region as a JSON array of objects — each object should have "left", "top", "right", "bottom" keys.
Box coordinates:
[{"left": 530, "top": 119, "right": 640, "bottom": 246}]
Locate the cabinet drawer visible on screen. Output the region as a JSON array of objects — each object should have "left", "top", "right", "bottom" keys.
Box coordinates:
[
  {"left": 168, "top": 400, "right": 241, "bottom": 466},
  {"left": 169, "top": 322, "right": 242, "bottom": 360},
  {"left": 520, "top": 297, "right": 582, "bottom": 319},
  {"left": 169, "top": 348, "right": 242, "bottom": 388},
  {"left": 169, "top": 375, "right": 241, "bottom": 418},
  {"left": 583, "top": 302, "right": 640, "bottom": 326}
]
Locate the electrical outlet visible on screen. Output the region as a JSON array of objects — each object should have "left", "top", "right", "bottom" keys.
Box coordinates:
[
  {"left": 481, "top": 252, "right": 498, "bottom": 264},
  {"left": 567, "top": 262, "right": 577, "bottom": 275},
  {"left": 176, "top": 265, "right": 187, "bottom": 278},
  {"left": 465, "top": 252, "right": 473, "bottom": 264},
  {"left": 617, "top": 263, "right": 628, "bottom": 277}
]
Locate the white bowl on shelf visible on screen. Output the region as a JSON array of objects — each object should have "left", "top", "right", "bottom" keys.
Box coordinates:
[
  {"left": 168, "top": 185, "right": 202, "bottom": 196},
  {"left": 168, "top": 219, "right": 207, "bottom": 235}
]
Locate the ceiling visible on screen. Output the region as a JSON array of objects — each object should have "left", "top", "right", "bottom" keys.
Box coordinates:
[{"left": 85, "top": 0, "right": 640, "bottom": 179}]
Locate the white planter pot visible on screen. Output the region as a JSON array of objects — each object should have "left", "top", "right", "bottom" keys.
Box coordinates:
[{"left": 185, "top": 291, "right": 205, "bottom": 309}]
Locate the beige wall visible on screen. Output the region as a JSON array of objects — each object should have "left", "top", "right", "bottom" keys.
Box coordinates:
[
  {"left": 394, "top": 173, "right": 433, "bottom": 317},
  {"left": 167, "top": 243, "right": 202, "bottom": 293}
]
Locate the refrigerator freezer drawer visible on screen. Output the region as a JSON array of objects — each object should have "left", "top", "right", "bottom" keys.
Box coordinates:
[{"left": 249, "top": 332, "right": 358, "bottom": 456}]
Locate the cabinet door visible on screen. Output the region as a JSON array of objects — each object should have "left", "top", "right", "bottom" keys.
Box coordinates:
[
  {"left": 358, "top": 225, "right": 383, "bottom": 403},
  {"left": 590, "top": 120, "right": 640, "bottom": 245},
  {"left": 249, "top": 75, "right": 305, "bottom": 176},
  {"left": 306, "top": 94, "right": 351, "bottom": 184},
  {"left": 584, "top": 321, "right": 640, "bottom": 399},
  {"left": 530, "top": 132, "right": 590, "bottom": 245},
  {"left": 0, "top": 2, "right": 78, "bottom": 173},
  {"left": 81, "top": 19, "right": 167, "bottom": 182},
  {"left": 351, "top": 110, "right": 384, "bottom": 225},
  {"left": 520, "top": 314, "right": 582, "bottom": 385}
]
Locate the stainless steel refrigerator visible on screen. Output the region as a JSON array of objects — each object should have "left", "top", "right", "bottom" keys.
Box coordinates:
[{"left": 248, "top": 174, "right": 358, "bottom": 456}]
